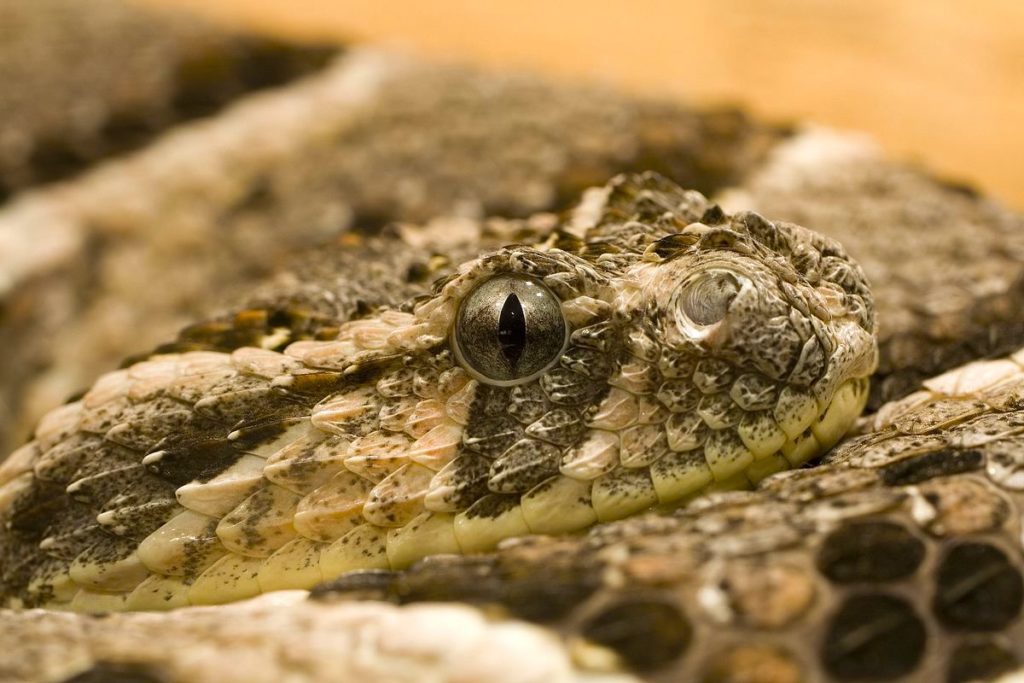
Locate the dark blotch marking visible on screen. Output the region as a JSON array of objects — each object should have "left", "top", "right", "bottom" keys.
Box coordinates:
[
  {"left": 499, "top": 550, "right": 604, "bottom": 623},
  {"left": 233, "top": 39, "right": 337, "bottom": 91},
  {"left": 308, "top": 569, "right": 400, "bottom": 602},
  {"left": 0, "top": 39, "right": 337, "bottom": 196},
  {"left": 551, "top": 230, "right": 585, "bottom": 253},
  {"left": 699, "top": 204, "right": 726, "bottom": 225},
  {"left": 432, "top": 454, "right": 491, "bottom": 509},
  {"left": 560, "top": 346, "right": 614, "bottom": 380},
  {"left": 879, "top": 448, "right": 982, "bottom": 486},
  {"left": 225, "top": 418, "right": 297, "bottom": 450},
  {"left": 335, "top": 354, "right": 397, "bottom": 387},
  {"left": 27, "top": 136, "right": 86, "bottom": 186},
  {"left": 696, "top": 227, "right": 745, "bottom": 252},
  {"left": 540, "top": 367, "right": 608, "bottom": 405},
  {"left": 66, "top": 464, "right": 148, "bottom": 507},
  {"left": 822, "top": 593, "right": 926, "bottom": 681},
  {"left": 816, "top": 520, "right": 925, "bottom": 583},
  {"left": 393, "top": 556, "right": 506, "bottom": 605},
  {"left": 473, "top": 384, "right": 512, "bottom": 417},
  {"left": 138, "top": 305, "right": 342, "bottom": 363},
  {"left": 947, "top": 640, "right": 1018, "bottom": 683},
  {"left": 69, "top": 443, "right": 140, "bottom": 485},
  {"left": 933, "top": 543, "right": 1024, "bottom": 632},
  {"left": 463, "top": 493, "right": 519, "bottom": 520},
  {"left": 60, "top": 662, "right": 167, "bottom": 683},
  {"left": 71, "top": 537, "right": 138, "bottom": 577},
  {"left": 650, "top": 233, "right": 700, "bottom": 260},
  {"left": 461, "top": 415, "right": 521, "bottom": 457},
  {"left": 100, "top": 109, "right": 158, "bottom": 153},
  {"left": 144, "top": 438, "right": 244, "bottom": 486},
  {"left": 8, "top": 481, "right": 69, "bottom": 538},
  {"left": 0, "top": 539, "right": 50, "bottom": 606},
  {"left": 405, "top": 261, "right": 431, "bottom": 283},
  {"left": 347, "top": 208, "right": 391, "bottom": 235},
  {"left": 172, "top": 38, "right": 335, "bottom": 118},
  {"left": 397, "top": 550, "right": 601, "bottom": 624},
  {"left": 281, "top": 371, "right": 348, "bottom": 398},
  {"left": 497, "top": 292, "right": 527, "bottom": 370},
  {"left": 579, "top": 239, "right": 621, "bottom": 258},
  {"left": 579, "top": 595, "right": 692, "bottom": 671}
]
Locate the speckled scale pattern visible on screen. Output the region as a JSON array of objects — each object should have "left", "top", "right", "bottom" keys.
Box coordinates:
[
  {"left": 317, "top": 351, "right": 1024, "bottom": 683},
  {"left": 0, "top": 173, "right": 875, "bottom": 616}
]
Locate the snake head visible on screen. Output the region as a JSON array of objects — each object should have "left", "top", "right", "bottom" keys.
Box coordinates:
[
  {"left": 0, "top": 174, "right": 879, "bottom": 609},
  {"left": 342, "top": 174, "right": 880, "bottom": 548}
]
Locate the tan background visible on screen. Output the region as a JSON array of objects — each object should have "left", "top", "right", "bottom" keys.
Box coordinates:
[{"left": 142, "top": 0, "right": 1024, "bottom": 209}]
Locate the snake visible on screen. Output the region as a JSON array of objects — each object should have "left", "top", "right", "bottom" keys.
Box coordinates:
[
  {"left": 4, "top": 4, "right": 1024, "bottom": 683},
  {"left": 0, "top": 172, "right": 877, "bottom": 611},
  {"left": 8, "top": 171, "right": 1024, "bottom": 683}
]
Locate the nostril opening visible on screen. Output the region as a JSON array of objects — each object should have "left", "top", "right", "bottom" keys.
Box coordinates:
[{"left": 678, "top": 271, "right": 741, "bottom": 326}]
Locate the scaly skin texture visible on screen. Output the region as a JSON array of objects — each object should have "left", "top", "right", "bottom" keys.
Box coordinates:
[
  {"left": 0, "top": 173, "right": 876, "bottom": 612},
  {"left": 6, "top": 355, "right": 1024, "bottom": 683},
  {"left": 311, "top": 348, "right": 1024, "bottom": 683}
]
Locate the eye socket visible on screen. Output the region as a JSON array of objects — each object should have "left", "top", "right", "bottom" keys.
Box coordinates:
[
  {"left": 454, "top": 274, "right": 568, "bottom": 385},
  {"left": 675, "top": 270, "right": 741, "bottom": 327}
]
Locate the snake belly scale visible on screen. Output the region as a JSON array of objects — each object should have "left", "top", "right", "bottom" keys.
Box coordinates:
[{"left": 0, "top": 173, "right": 877, "bottom": 611}]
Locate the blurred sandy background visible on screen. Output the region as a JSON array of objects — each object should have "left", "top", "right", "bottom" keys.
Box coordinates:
[{"left": 143, "top": 0, "right": 1022, "bottom": 209}]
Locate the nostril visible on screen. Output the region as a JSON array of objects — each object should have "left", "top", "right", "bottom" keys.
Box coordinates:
[{"left": 676, "top": 271, "right": 741, "bottom": 327}]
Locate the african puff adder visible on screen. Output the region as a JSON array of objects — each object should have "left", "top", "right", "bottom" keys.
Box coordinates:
[{"left": 3, "top": 174, "right": 1024, "bottom": 682}]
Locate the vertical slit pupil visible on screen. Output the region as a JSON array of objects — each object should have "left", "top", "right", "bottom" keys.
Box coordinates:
[{"left": 498, "top": 293, "right": 527, "bottom": 368}]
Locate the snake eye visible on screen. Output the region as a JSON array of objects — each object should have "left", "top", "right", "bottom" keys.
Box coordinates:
[
  {"left": 454, "top": 274, "right": 568, "bottom": 385},
  {"left": 675, "top": 270, "right": 742, "bottom": 328}
]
